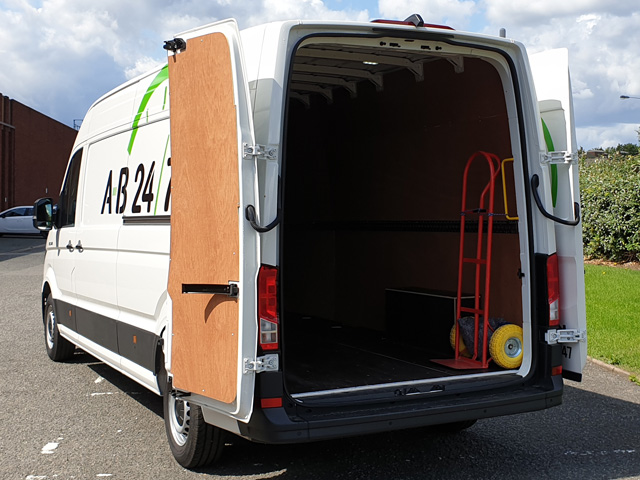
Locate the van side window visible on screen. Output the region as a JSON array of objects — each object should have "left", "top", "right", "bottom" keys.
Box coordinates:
[{"left": 58, "top": 149, "right": 83, "bottom": 228}]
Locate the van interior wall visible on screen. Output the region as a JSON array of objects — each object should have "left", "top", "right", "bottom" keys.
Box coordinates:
[{"left": 283, "top": 56, "right": 522, "bottom": 340}]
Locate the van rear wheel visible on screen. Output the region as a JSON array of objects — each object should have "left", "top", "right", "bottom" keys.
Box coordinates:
[
  {"left": 163, "top": 380, "right": 225, "bottom": 468},
  {"left": 433, "top": 419, "right": 478, "bottom": 433},
  {"left": 44, "top": 294, "right": 75, "bottom": 361}
]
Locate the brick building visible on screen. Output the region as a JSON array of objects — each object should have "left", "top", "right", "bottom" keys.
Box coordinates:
[{"left": 0, "top": 93, "right": 77, "bottom": 211}]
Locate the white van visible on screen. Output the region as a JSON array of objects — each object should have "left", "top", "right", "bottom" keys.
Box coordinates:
[{"left": 34, "top": 15, "right": 587, "bottom": 468}]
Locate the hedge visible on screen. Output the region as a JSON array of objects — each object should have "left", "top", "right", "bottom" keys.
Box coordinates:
[{"left": 580, "top": 154, "right": 640, "bottom": 262}]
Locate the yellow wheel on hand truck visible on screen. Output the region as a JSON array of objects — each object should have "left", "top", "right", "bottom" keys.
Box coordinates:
[
  {"left": 489, "top": 324, "right": 523, "bottom": 369},
  {"left": 449, "top": 325, "right": 471, "bottom": 358}
]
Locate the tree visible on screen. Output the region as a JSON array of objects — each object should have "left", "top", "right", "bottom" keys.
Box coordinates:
[{"left": 615, "top": 143, "right": 639, "bottom": 155}]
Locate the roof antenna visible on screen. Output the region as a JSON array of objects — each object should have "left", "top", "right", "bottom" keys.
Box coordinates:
[
  {"left": 499, "top": 28, "right": 506, "bottom": 38},
  {"left": 404, "top": 14, "right": 425, "bottom": 27}
]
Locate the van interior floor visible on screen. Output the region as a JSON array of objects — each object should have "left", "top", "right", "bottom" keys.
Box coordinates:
[{"left": 283, "top": 314, "right": 501, "bottom": 395}]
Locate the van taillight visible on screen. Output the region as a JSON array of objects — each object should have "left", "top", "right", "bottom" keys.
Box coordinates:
[
  {"left": 258, "top": 265, "right": 279, "bottom": 351},
  {"left": 547, "top": 253, "right": 560, "bottom": 326}
]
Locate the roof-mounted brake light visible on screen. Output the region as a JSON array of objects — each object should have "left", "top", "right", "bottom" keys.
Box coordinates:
[{"left": 372, "top": 13, "right": 454, "bottom": 30}]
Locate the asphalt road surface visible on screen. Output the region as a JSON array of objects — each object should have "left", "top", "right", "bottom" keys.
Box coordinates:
[{"left": 1, "top": 236, "right": 639, "bottom": 479}]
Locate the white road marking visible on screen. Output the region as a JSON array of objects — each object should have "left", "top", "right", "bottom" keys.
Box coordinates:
[
  {"left": 563, "top": 449, "right": 636, "bottom": 456},
  {"left": 88, "top": 391, "right": 142, "bottom": 397},
  {"left": 41, "top": 442, "right": 59, "bottom": 454}
]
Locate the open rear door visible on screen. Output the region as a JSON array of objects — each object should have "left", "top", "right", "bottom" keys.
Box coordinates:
[
  {"left": 167, "top": 19, "right": 258, "bottom": 419},
  {"left": 530, "top": 49, "right": 587, "bottom": 380}
]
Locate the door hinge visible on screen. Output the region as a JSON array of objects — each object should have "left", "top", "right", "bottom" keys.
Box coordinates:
[
  {"left": 243, "top": 354, "right": 279, "bottom": 374},
  {"left": 243, "top": 143, "right": 278, "bottom": 160},
  {"left": 545, "top": 329, "right": 587, "bottom": 345},
  {"left": 539, "top": 151, "right": 578, "bottom": 165}
]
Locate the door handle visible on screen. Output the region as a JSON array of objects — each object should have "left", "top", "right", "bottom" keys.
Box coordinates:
[
  {"left": 66, "top": 241, "right": 74, "bottom": 252},
  {"left": 182, "top": 283, "right": 239, "bottom": 298},
  {"left": 75, "top": 241, "right": 84, "bottom": 253},
  {"left": 531, "top": 174, "right": 580, "bottom": 226}
]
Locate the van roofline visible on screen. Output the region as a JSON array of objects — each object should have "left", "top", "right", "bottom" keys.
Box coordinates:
[
  {"left": 243, "top": 18, "right": 518, "bottom": 44},
  {"left": 86, "top": 62, "right": 168, "bottom": 114},
  {"left": 74, "top": 17, "right": 524, "bottom": 150},
  {"left": 89, "top": 18, "right": 519, "bottom": 113}
]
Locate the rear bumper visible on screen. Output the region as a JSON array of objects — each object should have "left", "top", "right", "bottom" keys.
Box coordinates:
[{"left": 237, "top": 375, "right": 563, "bottom": 444}]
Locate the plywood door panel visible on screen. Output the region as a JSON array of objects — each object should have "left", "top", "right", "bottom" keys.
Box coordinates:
[{"left": 167, "top": 32, "right": 240, "bottom": 403}]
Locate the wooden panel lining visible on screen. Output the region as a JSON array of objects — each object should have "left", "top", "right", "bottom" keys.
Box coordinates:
[{"left": 167, "top": 32, "right": 240, "bottom": 404}]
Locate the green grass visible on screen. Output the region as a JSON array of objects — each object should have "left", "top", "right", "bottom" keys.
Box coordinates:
[{"left": 585, "top": 264, "right": 640, "bottom": 375}]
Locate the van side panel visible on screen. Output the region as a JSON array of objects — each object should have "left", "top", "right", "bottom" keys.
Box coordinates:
[
  {"left": 116, "top": 119, "right": 172, "bottom": 328},
  {"left": 47, "top": 67, "right": 173, "bottom": 392},
  {"left": 73, "top": 136, "right": 123, "bottom": 331}
]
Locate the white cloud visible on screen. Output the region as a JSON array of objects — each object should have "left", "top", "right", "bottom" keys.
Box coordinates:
[
  {"left": 483, "top": 0, "right": 636, "bottom": 27},
  {"left": 248, "top": 0, "right": 370, "bottom": 24},
  {"left": 479, "top": 2, "right": 640, "bottom": 148},
  {"left": 0, "top": 0, "right": 369, "bottom": 125},
  {"left": 124, "top": 57, "right": 165, "bottom": 80},
  {"left": 576, "top": 13, "right": 599, "bottom": 35},
  {"left": 378, "top": 0, "right": 477, "bottom": 28},
  {"left": 1, "top": 0, "right": 640, "bottom": 150},
  {"left": 578, "top": 123, "right": 639, "bottom": 150}
]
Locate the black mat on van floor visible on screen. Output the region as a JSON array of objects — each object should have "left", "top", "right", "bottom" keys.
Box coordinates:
[
  {"left": 284, "top": 340, "right": 458, "bottom": 394},
  {"left": 282, "top": 316, "right": 496, "bottom": 395}
]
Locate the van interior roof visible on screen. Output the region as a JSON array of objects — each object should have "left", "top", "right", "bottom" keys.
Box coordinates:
[{"left": 290, "top": 42, "right": 465, "bottom": 101}]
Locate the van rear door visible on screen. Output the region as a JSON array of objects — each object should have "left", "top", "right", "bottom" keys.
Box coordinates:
[
  {"left": 529, "top": 48, "right": 587, "bottom": 380},
  {"left": 166, "top": 19, "right": 259, "bottom": 421}
]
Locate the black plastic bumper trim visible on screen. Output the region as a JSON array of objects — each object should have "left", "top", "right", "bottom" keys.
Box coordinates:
[{"left": 238, "top": 377, "right": 563, "bottom": 444}]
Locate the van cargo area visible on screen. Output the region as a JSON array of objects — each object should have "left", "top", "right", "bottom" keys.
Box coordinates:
[{"left": 281, "top": 37, "right": 525, "bottom": 397}]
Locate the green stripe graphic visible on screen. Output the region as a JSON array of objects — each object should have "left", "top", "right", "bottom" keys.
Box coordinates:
[
  {"left": 541, "top": 119, "right": 558, "bottom": 208},
  {"left": 127, "top": 64, "right": 169, "bottom": 155}
]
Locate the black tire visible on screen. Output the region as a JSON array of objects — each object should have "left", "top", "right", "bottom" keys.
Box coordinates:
[
  {"left": 163, "top": 380, "right": 225, "bottom": 468},
  {"left": 432, "top": 419, "right": 478, "bottom": 433},
  {"left": 44, "top": 294, "right": 75, "bottom": 361}
]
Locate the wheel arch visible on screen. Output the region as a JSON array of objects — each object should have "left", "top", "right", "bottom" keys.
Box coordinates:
[
  {"left": 155, "top": 325, "right": 168, "bottom": 395},
  {"left": 41, "top": 282, "right": 52, "bottom": 324}
]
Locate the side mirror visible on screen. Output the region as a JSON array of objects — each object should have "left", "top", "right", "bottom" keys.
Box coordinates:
[{"left": 33, "top": 197, "right": 54, "bottom": 231}]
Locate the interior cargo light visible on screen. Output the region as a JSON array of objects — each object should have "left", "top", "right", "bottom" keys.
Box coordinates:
[
  {"left": 258, "top": 265, "right": 279, "bottom": 350},
  {"left": 547, "top": 253, "right": 560, "bottom": 326}
]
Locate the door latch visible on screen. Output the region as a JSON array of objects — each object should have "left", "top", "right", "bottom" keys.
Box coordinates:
[{"left": 182, "top": 282, "right": 239, "bottom": 297}]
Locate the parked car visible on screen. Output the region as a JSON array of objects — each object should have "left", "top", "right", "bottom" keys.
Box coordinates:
[{"left": 0, "top": 206, "right": 43, "bottom": 236}]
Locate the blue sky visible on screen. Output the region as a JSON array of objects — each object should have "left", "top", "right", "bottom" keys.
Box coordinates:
[{"left": 1, "top": 0, "right": 640, "bottom": 149}]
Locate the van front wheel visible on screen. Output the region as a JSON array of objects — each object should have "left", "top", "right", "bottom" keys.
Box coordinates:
[
  {"left": 163, "top": 381, "right": 225, "bottom": 468},
  {"left": 44, "top": 294, "right": 75, "bottom": 361}
]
